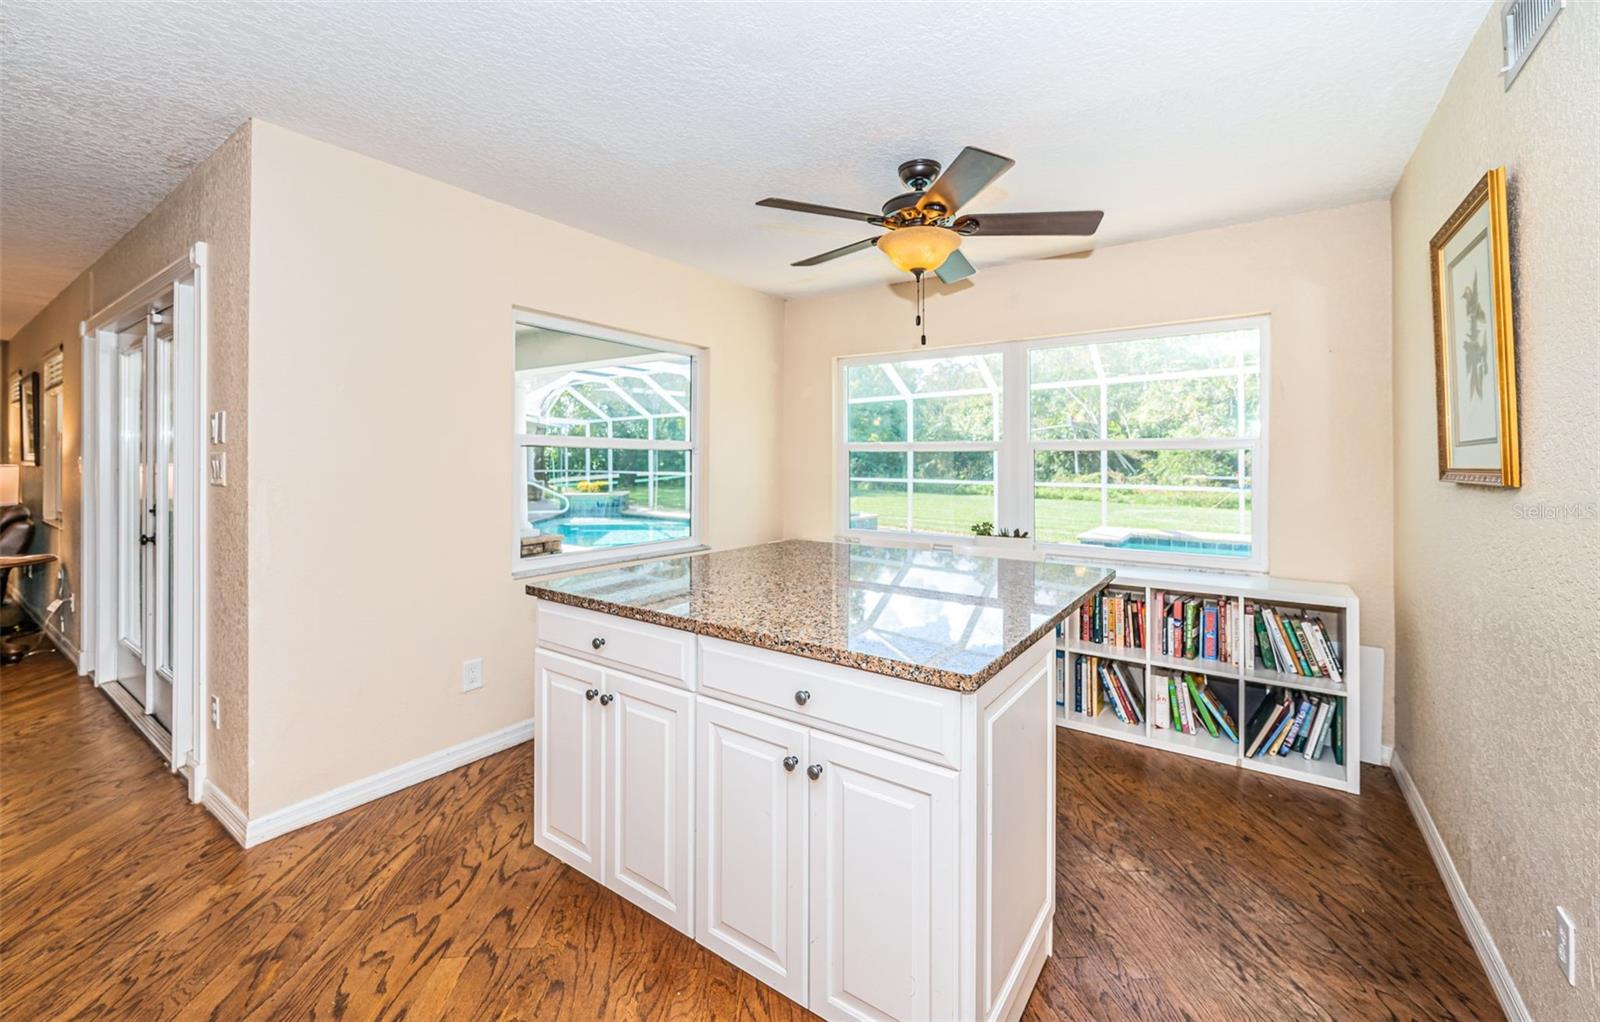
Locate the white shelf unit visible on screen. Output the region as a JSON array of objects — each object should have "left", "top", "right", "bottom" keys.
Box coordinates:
[{"left": 1054, "top": 569, "right": 1360, "bottom": 794}]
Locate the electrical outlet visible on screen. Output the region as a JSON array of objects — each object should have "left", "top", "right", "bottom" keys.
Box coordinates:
[
  {"left": 462, "top": 658, "right": 484, "bottom": 692},
  {"left": 209, "top": 696, "right": 221, "bottom": 729},
  {"left": 1556, "top": 906, "right": 1577, "bottom": 986}
]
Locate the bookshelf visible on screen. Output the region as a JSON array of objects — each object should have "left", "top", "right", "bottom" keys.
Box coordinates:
[{"left": 1056, "top": 568, "right": 1360, "bottom": 794}]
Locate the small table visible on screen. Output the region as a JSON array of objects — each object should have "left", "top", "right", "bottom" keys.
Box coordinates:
[{"left": 1, "top": 552, "right": 59, "bottom": 664}]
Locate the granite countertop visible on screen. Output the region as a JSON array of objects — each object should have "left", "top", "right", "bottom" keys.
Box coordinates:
[{"left": 526, "top": 539, "right": 1114, "bottom": 692}]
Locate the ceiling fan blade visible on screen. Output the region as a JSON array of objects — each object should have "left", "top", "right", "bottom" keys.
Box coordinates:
[
  {"left": 792, "top": 236, "right": 879, "bottom": 267},
  {"left": 757, "top": 197, "right": 883, "bottom": 223},
  {"left": 953, "top": 211, "right": 1104, "bottom": 236},
  {"left": 917, "top": 147, "right": 1015, "bottom": 216},
  {"left": 935, "top": 249, "right": 976, "bottom": 284}
]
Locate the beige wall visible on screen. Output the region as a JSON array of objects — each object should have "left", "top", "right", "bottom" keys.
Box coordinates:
[
  {"left": 782, "top": 201, "right": 1398, "bottom": 738},
  {"left": 3, "top": 124, "right": 253, "bottom": 808},
  {"left": 1391, "top": 6, "right": 1599, "bottom": 1019},
  {"left": 245, "top": 121, "right": 783, "bottom": 816}
]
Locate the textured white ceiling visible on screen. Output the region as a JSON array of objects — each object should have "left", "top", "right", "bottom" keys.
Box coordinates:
[{"left": 1, "top": 0, "right": 1487, "bottom": 337}]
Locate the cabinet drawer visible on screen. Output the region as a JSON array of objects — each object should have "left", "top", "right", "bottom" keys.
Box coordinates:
[
  {"left": 699, "top": 637, "right": 962, "bottom": 769},
  {"left": 536, "top": 600, "right": 696, "bottom": 689}
]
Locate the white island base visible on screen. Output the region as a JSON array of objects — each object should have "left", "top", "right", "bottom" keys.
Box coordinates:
[{"left": 533, "top": 599, "right": 1058, "bottom": 1022}]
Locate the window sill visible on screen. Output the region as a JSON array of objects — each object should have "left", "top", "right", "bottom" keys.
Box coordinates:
[{"left": 513, "top": 540, "right": 709, "bottom": 580}]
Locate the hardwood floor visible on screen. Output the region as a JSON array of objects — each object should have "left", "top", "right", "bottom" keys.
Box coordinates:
[{"left": 2, "top": 649, "right": 1499, "bottom": 1021}]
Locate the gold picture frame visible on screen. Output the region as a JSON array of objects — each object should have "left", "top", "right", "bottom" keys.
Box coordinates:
[{"left": 1430, "top": 166, "right": 1520, "bottom": 487}]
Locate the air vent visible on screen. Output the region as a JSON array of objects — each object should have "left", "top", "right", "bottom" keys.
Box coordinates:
[{"left": 1501, "top": 0, "right": 1564, "bottom": 88}]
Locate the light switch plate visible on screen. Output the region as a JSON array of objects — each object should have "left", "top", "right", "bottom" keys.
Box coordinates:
[
  {"left": 1557, "top": 906, "right": 1577, "bottom": 986},
  {"left": 209, "top": 411, "right": 227, "bottom": 445},
  {"left": 462, "top": 658, "right": 484, "bottom": 692},
  {"left": 208, "top": 453, "right": 227, "bottom": 487}
]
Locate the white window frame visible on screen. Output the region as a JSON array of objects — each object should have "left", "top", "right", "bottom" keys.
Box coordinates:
[
  {"left": 837, "top": 315, "right": 1270, "bottom": 573},
  {"left": 511, "top": 310, "right": 707, "bottom": 577},
  {"left": 41, "top": 347, "right": 65, "bottom": 525}
]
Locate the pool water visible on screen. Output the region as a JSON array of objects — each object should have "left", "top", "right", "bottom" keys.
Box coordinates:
[
  {"left": 1079, "top": 532, "right": 1252, "bottom": 558},
  {"left": 537, "top": 515, "right": 691, "bottom": 549}
]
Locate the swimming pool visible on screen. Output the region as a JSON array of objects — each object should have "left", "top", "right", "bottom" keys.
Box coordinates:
[
  {"left": 1077, "top": 528, "right": 1252, "bottom": 558},
  {"left": 536, "top": 515, "right": 691, "bottom": 549}
]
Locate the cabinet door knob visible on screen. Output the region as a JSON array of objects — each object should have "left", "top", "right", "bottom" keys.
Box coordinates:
[
  {"left": 794, "top": 690, "right": 810, "bottom": 706},
  {"left": 599, "top": 693, "right": 614, "bottom": 706},
  {"left": 585, "top": 688, "right": 599, "bottom": 701},
  {"left": 591, "top": 636, "right": 606, "bottom": 650},
  {"left": 783, "top": 755, "right": 799, "bottom": 772},
  {"left": 806, "top": 763, "right": 824, "bottom": 780}
]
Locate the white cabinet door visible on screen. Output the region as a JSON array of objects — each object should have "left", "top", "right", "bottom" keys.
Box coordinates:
[
  {"left": 603, "top": 669, "right": 695, "bottom": 935},
  {"left": 807, "top": 732, "right": 959, "bottom": 1022},
  {"left": 534, "top": 648, "right": 604, "bottom": 881},
  {"left": 697, "top": 697, "right": 809, "bottom": 1004}
]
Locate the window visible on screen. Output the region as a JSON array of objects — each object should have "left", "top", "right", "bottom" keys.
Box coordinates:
[
  {"left": 514, "top": 317, "right": 701, "bottom": 570},
  {"left": 845, "top": 351, "right": 1003, "bottom": 535},
  {"left": 42, "top": 349, "right": 64, "bottom": 523},
  {"left": 840, "top": 318, "right": 1267, "bottom": 570}
]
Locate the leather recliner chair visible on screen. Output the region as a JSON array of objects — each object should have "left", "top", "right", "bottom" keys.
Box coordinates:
[{"left": 0, "top": 504, "right": 36, "bottom": 629}]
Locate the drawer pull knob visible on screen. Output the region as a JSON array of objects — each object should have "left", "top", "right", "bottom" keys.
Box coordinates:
[
  {"left": 591, "top": 637, "right": 606, "bottom": 650},
  {"left": 806, "top": 763, "right": 824, "bottom": 780},
  {"left": 794, "top": 690, "right": 811, "bottom": 706},
  {"left": 599, "top": 693, "right": 614, "bottom": 706},
  {"left": 783, "top": 755, "right": 799, "bottom": 772},
  {"left": 585, "top": 688, "right": 599, "bottom": 701}
]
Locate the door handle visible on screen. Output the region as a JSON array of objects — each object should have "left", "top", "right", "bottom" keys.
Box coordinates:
[
  {"left": 783, "top": 755, "right": 799, "bottom": 772},
  {"left": 139, "top": 533, "right": 156, "bottom": 547},
  {"left": 599, "top": 693, "right": 614, "bottom": 706},
  {"left": 585, "top": 688, "right": 599, "bottom": 701},
  {"left": 806, "top": 763, "right": 824, "bottom": 780}
]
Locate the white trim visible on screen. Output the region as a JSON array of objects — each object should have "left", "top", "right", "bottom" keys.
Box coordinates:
[
  {"left": 510, "top": 308, "right": 707, "bottom": 575},
  {"left": 80, "top": 242, "right": 210, "bottom": 800},
  {"left": 1389, "top": 752, "right": 1531, "bottom": 1022},
  {"left": 239, "top": 718, "right": 535, "bottom": 847},
  {"left": 201, "top": 780, "right": 249, "bottom": 845},
  {"left": 100, "top": 678, "right": 173, "bottom": 763}
]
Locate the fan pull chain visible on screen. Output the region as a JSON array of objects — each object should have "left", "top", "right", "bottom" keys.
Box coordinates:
[{"left": 915, "top": 270, "right": 927, "bottom": 346}]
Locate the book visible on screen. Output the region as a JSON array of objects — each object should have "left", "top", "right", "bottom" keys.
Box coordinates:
[
  {"left": 1099, "top": 667, "right": 1129, "bottom": 723},
  {"left": 1168, "top": 677, "right": 1182, "bottom": 730},
  {"left": 1245, "top": 694, "right": 1287, "bottom": 758},
  {"left": 1153, "top": 674, "right": 1170, "bottom": 729},
  {"left": 1201, "top": 602, "right": 1218, "bottom": 660},
  {"left": 1332, "top": 699, "right": 1346, "bottom": 765},
  {"left": 1311, "top": 619, "right": 1344, "bottom": 675},
  {"left": 1288, "top": 619, "right": 1324, "bottom": 677},
  {"left": 1183, "top": 601, "right": 1200, "bottom": 659},
  {"left": 1256, "top": 701, "right": 1294, "bottom": 758},
  {"left": 1055, "top": 649, "right": 1066, "bottom": 708},
  {"left": 1291, "top": 696, "right": 1319, "bottom": 752},
  {"left": 1303, "top": 701, "right": 1332, "bottom": 760},
  {"left": 1193, "top": 677, "right": 1239, "bottom": 743},
  {"left": 1114, "top": 663, "right": 1145, "bottom": 725},
  {"left": 1175, "top": 678, "right": 1195, "bottom": 734},
  {"left": 1278, "top": 698, "right": 1312, "bottom": 755},
  {"left": 1311, "top": 705, "right": 1336, "bottom": 760},
  {"left": 1251, "top": 608, "right": 1278, "bottom": 671},
  {"left": 1185, "top": 676, "right": 1219, "bottom": 737}
]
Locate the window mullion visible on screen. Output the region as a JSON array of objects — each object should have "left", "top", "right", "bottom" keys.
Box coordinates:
[{"left": 999, "top": 344, "right": 1029, "bottom": 536}]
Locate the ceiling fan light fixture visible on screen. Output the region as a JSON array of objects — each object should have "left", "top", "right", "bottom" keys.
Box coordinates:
[{"left": 878, "top": 225, "right": 960, "bottom": 275}]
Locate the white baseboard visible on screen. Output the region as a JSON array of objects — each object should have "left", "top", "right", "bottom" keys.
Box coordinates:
[
  {"left": 1381, "top": 743, "right": 1393, "bottom": 766},
  {"left": 235, "top": 718, "right": 534, "bottom": 848},
  {"left": 201, "top": 780, "right": 250, "bottom": 845},
  {"left": 1390, "top": 751, "right": 1530, "bottom": 1022}
]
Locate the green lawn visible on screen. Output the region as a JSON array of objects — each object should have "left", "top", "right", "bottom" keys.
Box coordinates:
[{"left": 849, "top": 489, "right": 1248, "bottom": 541}]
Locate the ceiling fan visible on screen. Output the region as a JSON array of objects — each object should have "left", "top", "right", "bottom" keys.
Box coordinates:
[{"left": 756, "top": 146, "right": 1103, "bottom": 285}]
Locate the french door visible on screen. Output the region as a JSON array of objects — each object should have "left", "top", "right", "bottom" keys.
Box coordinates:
[{"left": 112, "top": 300, "right": 178, "bottom": 732}]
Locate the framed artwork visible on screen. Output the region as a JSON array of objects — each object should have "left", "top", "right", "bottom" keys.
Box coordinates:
[
  {"left": 1430, "top": 166, "right": 1520, "bottom": 487},
  {"left": 18, "top": 371, "right": 40, "bottom": 466}
]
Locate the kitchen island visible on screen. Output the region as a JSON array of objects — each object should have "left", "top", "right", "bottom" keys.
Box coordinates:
[{"left": 526, "top": 539, "right": 1113, "bottom": 1022}]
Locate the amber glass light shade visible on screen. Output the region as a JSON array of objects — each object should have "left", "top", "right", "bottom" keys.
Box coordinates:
[{"left": 877, "top": 226, "right": 960, "bottom": 274}]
